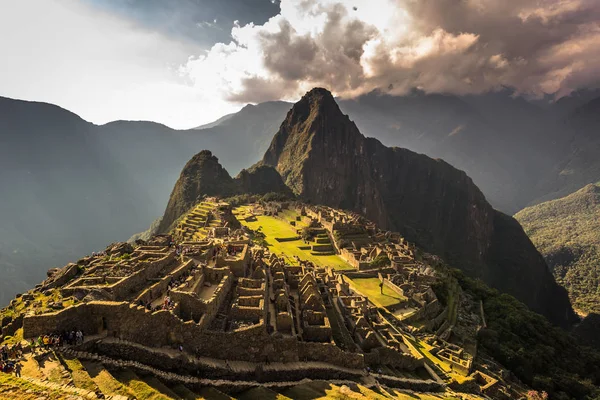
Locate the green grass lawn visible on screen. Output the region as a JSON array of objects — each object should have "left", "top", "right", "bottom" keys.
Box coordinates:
[
  {"left": 236, "top": 212, "right": 353, "bottom": 270},
  {"left": 346, "top": 277, "right": 405, "bottom": 307}
]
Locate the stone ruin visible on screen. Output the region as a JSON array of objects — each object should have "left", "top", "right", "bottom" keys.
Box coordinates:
[{"left": 13, "top": 200, "right": 496, "bottom": 392}]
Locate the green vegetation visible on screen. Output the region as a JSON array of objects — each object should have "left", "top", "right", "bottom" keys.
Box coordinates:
[
  {"left": 0, "top": 373, "right": 68, "bottom": 400},
  {"left": 452, "top": 269, "right": 600, "bottom": 400},
  {"left": 238, "top": 387, "right": 292, "bottom": 400},
  {"left": 236, "top": 211, "right": 353, "bottom": 270},
  {"left": 222, "top": 192, "right": 294, "bottom": 208},
  {"left": 515, "top": 182, "right": 600, "bottom": 314},
  {"left": 369, "top": 253, "right": 390, "bottom": 269},
  {"left": 58, "top": 354, "right": 98, "bottom": 392},
  {"left": 346, "top": 277, "right": 405, "bottom": 307},
  {"left": 113, "top": 369, "right": 175, "bottom": 400},
  {"left": 82, "top": 361, "right": 135, "bottom": 398}
]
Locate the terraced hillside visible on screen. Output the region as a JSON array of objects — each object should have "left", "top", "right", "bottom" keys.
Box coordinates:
[{"left": 1, "top": 200, "right": 568, "bottom": 399}]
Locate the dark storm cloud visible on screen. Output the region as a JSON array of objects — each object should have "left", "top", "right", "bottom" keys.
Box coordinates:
[{"left": 181, "top": 0, "right": 600, "bottom": 103}]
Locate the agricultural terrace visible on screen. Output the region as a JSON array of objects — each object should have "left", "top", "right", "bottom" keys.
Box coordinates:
[
  {"left": 234, "top": 206, "right": 353, "bottom": 270},
  {"left": 346, "top": 277, "right": 406, "bottom": 308}
]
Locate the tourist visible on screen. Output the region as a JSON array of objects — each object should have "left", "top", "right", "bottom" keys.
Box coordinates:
[{"left": 14, "top": 362, "right": 22, "bottom": 377}]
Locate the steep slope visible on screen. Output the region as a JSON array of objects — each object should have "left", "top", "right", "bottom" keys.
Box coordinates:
[
  {"left": 235, "top": 164, "right": 293, "bottom": 196},
  {"left": 157, "top": 150, "right": 238, "bottom": 232},
  {"left": 158, "top": 151, "right": 291, "bottom": 232},
  {"left": 263, "top": 87, "right": 576, "bottom": 326},
  {"left": 515, "top": 183, "right": 600, "bottom": 314},
  {"left": 338, "top": 90, "right": 542, "bottom": 213},
  {"left": 0, "top": 96, "right": 289, "bottom": 306},
  {"left": 529, "top": 97, "right": 600, "bottom": 205}
]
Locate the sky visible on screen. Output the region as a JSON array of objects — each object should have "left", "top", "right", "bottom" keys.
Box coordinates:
[{"left": 1, "top": 0, "right": 600, "bottom": 129}]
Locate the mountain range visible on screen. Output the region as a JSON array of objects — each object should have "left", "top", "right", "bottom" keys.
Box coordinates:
[
  {"left": 158, "top": 88, "right": 576, "bottom": 327},
  {"left": 2, "top": 87, "right": 600, "bottom": 312}
]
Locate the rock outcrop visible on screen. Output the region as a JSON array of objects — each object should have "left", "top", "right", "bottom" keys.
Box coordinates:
[
  {"left": 159, "top": 152, "right": 292, "bottom": 233},
  {"left": 235, "top": 164, "right": 293, "bottom": 197},
  {"left": 158, "top": 150, "right": 238, "bottom": 233},
  {"left": 262, "top": 88, "right": 576, "bottom": 327}
]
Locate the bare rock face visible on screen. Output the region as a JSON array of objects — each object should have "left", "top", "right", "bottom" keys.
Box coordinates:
[
  {"left": 105, "top": 242, "right": 134, "bottom": 256},
  {"left": 262, "top": 87, "right": 576, "bottom": 327}
]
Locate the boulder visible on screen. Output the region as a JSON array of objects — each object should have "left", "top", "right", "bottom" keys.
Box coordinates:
[
  {"left": 106, "top": 242, "right": 134, "bottom": 256},
  {"left": 1, "top": 315, "right": 12, "bottom": 328}
]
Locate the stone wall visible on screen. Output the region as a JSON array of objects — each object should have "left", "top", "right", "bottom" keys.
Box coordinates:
[
  {"left": 297, "top": 342, "right": 364, "bottom": 369},
  {"left": 368, "top": 346, "right": 424, "bottom": 370},
  {"left": 43, "top": 263, "right": 79, "bottom": 290},
  {"left": 135, "top": 259, "right": 195, "bottom": 305},
  {"left": 23, "top": 300, "right": 372, "bottom": 368},
  {"left": 1, "top": 314, "right": 24, "bottom": 339}
]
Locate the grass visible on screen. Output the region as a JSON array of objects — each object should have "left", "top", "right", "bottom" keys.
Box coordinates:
[
  {"left": 196, "top": 387, "right": 234, "bottom": 399},
  {"left": 238, "top": 387, "right": 292, "bottom": 400},
  {"left": 346, "top": 277, "right": 405, "bottom": 307},
  {"left": 82, "top": 361, "right": 134, "bottom": 397},
  {"left": 172, "top": 384, "right": 212, "bottom": 400},
  {"left": 405, "top": 336, "right": 452, "bottom": 373},
  {"left": 60, "top": 355, "right": 98, "bottom": 392},
  {"left": 235, "top": 210, "right": 353, "bottom": 270},
  {"left": 282, "top": 381, "right": 401, "bottom": 399},
  {"left": 113, "top": 369, "right": 175, "bottom": 400},
  {"left": 0, "top": 373, "right": 68, "bottom": 400}
]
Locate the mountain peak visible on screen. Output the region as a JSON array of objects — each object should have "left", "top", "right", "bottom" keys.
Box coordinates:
[
  {"left": 296, "top": 87, "right": 342, "bottom": 117},
  {"left": 262, "top": 87, "right": 361, "bottom": 194},
  {"left": 157, "top": 150, "right": 236, "bottom": 233}
]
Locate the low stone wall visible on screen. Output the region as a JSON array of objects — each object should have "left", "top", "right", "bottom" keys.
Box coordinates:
[
  {"left": 136, "top": 259, "right": 195, "bottom": 305},
  {"left": 297, "top": 342, "right": 364, "bottom": 369},
  {"left": 111, "top": 253, "right": 176, "bottom": 300},
  {"left": 403, "top": 300, "right": 444, "bottom": 325},
  {"left": 368, "top": 346, "right": 424, "bottom": 370},
  {"left": 1, "top": 314, "right": 24, "bottom": 339},
  {"left": 374, "top": 374, "right": 445, "bottom": 392},
  {"left": 172, "top": 273, "right": 232, "bottom": 327}
]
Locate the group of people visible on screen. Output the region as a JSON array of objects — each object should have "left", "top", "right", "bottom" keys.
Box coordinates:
[
  {"left": 1, "top": 343, "right": 22, "bottom": 361},
  {"left": 0, "top": 359, "right": 21, "bottom": 376},
  {"left": 1, "top": 344, "right": 23, "bottom": 376},
  {"left": 31, "top": 329, "right": 85, "bottom": 352}
]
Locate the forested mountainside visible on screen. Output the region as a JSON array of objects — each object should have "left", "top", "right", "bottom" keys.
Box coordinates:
[{"left": 515, "top": 182, "right": 600, "bottom": 315}]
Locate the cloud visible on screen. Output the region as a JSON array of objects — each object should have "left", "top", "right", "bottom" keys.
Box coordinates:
[
  {"left": 0, "top": 0, "right": 241, "bottom": 129},
  {"left": 181, "top": 0, "right": 600, "bottom": 103}
]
